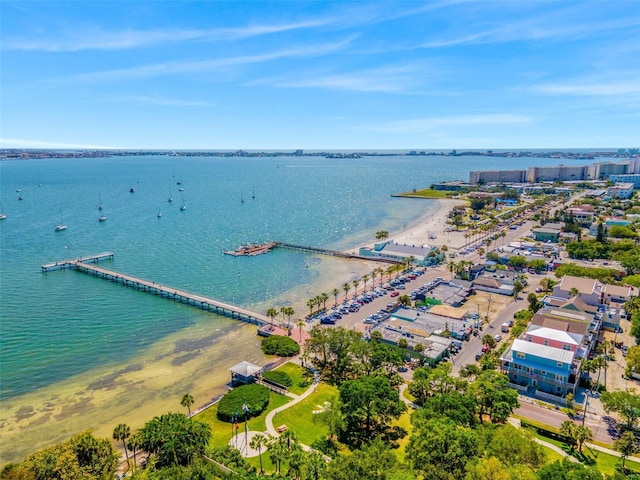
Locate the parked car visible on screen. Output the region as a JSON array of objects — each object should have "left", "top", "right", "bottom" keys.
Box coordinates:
[
  {"left": 390, "top": 291, "right": 400, "bottom": 297},
  {"left": 493, "top": 334, "right": 503, "bottom": 342}
]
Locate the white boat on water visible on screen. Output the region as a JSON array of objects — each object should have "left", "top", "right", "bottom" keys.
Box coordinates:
[
  {"left": 55, "top": 209, "right": 67, "bottom": 231},
  {"left": 157, "top": 212, "right": 162, "bottom": 218},
  {"left": 98, "top": 215, "right": 107, "bottom": 222},
  {"left": 0, "top": 213, "right": 6, "bottom": 220}
]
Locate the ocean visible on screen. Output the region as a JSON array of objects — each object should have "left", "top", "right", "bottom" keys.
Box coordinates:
[{"left": 0, "top": 154, "right": 598, "bottom": 463}]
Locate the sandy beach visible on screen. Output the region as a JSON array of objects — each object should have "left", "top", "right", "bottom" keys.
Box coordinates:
[{"left": 0, "top": 197, "right": 467, "bottom": 466}]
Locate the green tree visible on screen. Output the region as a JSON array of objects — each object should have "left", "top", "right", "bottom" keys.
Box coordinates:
[
  {"left": 508, "top": 255, "right": 527, "bottom": 271},
  {"left": 468, "top": 371, "right": 519, "bottom": 423},
  {"left": 249, "top": 432, "right": 270, "bottom": 474},
  {"left": 342, "top": 282, "right": 351, "bottom": 303},
  {"left": 614, "top": 430, "right": 639, "bottom": 469},
  {"left": 560, "top": 420, "right": 578, "bottom": 451},
  {"left": 139, "top": 412, "right": 211, "bottom": 468},
  {"left": 375, "top": 230, "right": 389, "bottom": 241},
  {"left": 332, "top": 288, "right": 340, "bottom": 306},
  {"left": 266, "top": 307, "right": 278, "bottom": 328},
  {"left": 397, "top": 294, "right": 412, "bottom": 307},
  {"left": 180, "top": 393, "right": 194, "bottom": 416},
  {"left": 112, "top": 423, "right": 130, "bottom": 464},
  {"left": 339, "top": 375, "right": 407, "bottom": 446},
  {"left": 484, "top": 423, "right": 546, "bottom": 469},
  {"left": 406, "top": 417, "right": 478, "bottom": 479},
  {"left": 528, "top": 292, "right": 542, "bottom": 313},
  {"left": 601, "top": 389, "right": 640, "bottom": 429}
]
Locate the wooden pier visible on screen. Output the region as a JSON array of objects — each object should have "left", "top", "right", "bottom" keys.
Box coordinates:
[
  {"left": 274, "top": 242, "right": 398, "bottom": 264},
  {"left": 41, "top": 252, "right": 114, "bottom": 272},
  {"left": 41, "top": 254, "right": 268, "bottom": 326}
]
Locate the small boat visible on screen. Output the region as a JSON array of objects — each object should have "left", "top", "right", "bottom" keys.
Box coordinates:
[
  {"left": 130, "top": 187, "right": 135, "bottom": 193},
  {"left": 17, "top": 195, "right": 24, "bottom": 201},
  {"left": 241, "top": 191, "right": 245, "bottom": 204},
  {"left": 168, "top": 192, "right": 173, "bottom": 203},
  {"left": 180, "top": 192, "right": 186, "bottom": 211},
  {"left": 98, "top": 215, "right": 107, "bottom": 222},
  {"left": 0, "top": 203, "right": 6, "bottom": 220},
  {"left": 55, "top": 209, "right": 67, "bottom": 232},
  {"left": 252, "top": 187, "right": 255, "bottom": 199},
  {"left": 16, "top": 188, "right": 21, "bottom": 192},
  {"left": 157, "top": 212, "right": 162, "bottom": 218},
  {"left": 98, "top": 194, "right": 103, "bottom": 211},
  {"left": 178, "top": 187, "right": 184, "bottom": 192}
]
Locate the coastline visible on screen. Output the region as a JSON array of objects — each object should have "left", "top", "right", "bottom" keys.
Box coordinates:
[{"left": 0, "top": 197, "right": 465, "bottom": 466}]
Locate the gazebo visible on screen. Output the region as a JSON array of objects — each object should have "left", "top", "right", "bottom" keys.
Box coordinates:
[{"left": 229, "top": 361, "right": 263, "bottom": 385}]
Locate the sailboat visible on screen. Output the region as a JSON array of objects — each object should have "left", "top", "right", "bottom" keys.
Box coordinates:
[
  {"left": 97, "top": 194, "right": 103, "bottom": 211},
  {"left": 157, "top": 212, "right": 163, "bottom": 218},
  {"left": 168, "top": 191, "right": 173, "bottom": 203},
  {"left": 241, "top": 191, "right": 245, "bottom": 204},
  {"left": 252, "top": 187, "right": 255, "bottom": 199},
  {"left": 55, "top": 209, "right": 67, "bottom": 232},
  {"left": 180, "top": 192, "right": 186, "bottom": 211},
  {"left": 98, "top": 211, "right": 107, "bottom": 222}
]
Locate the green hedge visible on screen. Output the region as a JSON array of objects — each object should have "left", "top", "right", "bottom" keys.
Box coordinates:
[
  {"left": 261, "top": 335, "right": 300, "bottom": 357},
  {"left": 262, "top": 370, "right": 292, "bottom": 388},
  {"left": 216, "top": 384, "right": 270, "bottom": 422},
  {"left": 520, "top": 419, "right": 572, "bottom": 444}
]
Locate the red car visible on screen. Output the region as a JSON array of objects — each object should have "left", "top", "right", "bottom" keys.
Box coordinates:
[{"left": 390, "top": 291, "right": 400, "bottom": 297}]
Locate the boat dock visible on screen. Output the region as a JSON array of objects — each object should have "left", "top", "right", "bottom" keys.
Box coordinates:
[
  {"left": 224, "top": 241, "right": 276, "bottom": 256},
  {"left": 41, "top": 252, "right": 114, "bottom": 272},
  {"left": 41, "top": 254, "right": 268, "bottom": 326}
]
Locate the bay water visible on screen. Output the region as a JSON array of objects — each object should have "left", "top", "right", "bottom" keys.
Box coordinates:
[{"left": 0, "top": 154, "right": 597, "bottom": 463}]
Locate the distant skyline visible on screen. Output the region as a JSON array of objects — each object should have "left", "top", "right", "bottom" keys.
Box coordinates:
[{"left": 1, "top": 1, "right": 639, "bottom": 150}]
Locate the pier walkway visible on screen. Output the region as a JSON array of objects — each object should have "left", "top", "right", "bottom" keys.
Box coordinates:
[
  {"left": 274, "top": 242, "right": 398, "bottom": 264},
  {"left": 41, "top": 254, "right": 268, "bottom": 326},
  {"left": 41, "top": 252, "right": 114, "bottom": 272}
]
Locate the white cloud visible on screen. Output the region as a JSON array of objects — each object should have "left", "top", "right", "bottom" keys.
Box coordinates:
[
  {"left": 362, "top": 114, "right": 533, "bottom": 133},
  {"left": 250, "top": 64, "right": 429, "bottom": 93},
  {"left": 3, "top": 18, "right": 336, "bottom": 52},
  {"left": 53, "top": 37, "right": 355, "bottom": 83},
  {"left": 0, "top": 137, "right": 115, "bottom": 149},
  {"left": 533, "top": 81, "right": 640, "bottom": 96},
  {"left": 102, "top": 95, "right": 217, "bottom": 107}
]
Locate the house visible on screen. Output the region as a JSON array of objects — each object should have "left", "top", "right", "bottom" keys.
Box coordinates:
[
  {"left": 552, "top": 275, "right": 604, "bottom": 307},
  {"left": 472, "top": 271, "right": 517, "bottom": 296},
  {"left": 609, "top": 183, "right": 635, "bottom": 199},
  {"left": 501, "top": 339, "right": 579, "bottom": 398},
  {"left": 602, "top": 283, "right": 636, "bottom": 306},
  {"left": 533, "top": 227, "right": 561, "bottom": 243}
]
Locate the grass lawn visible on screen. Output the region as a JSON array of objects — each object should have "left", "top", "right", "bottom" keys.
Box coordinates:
[
  {"left": 395, "top": 188, "right": 452, "bottom": 199},
  {"left": 527, "top": 430, "right": 640, "bottom": 476},
  {"left": 270, "top": 383, "right": 339, "bottom": 447},
  {"left": 196, "top": 393, "right": 292, "bottom": 449},
  {"left": 390, "top": 408, "right": 413, "bottom": 463},
  {"left": 273, "top": 361, "right": 312, "bottom": 395}
]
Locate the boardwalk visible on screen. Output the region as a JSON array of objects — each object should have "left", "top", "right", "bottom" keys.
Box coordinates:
[
  {"left": 42, "top": 254, "right": 268, "bottom": 325},
  {"left": 274, "top": 242, "right": 398, "bottom": 264},
  {"left": 41, "top": 252, "right": 114, "bottom": 272}
]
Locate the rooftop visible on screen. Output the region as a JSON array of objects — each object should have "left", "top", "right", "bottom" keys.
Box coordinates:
[{"left": 512, "top": 338, "right": 576, "bottom": 364}]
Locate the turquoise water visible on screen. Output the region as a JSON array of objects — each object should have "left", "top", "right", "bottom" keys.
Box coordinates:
[{"left": 0, "top": 154, "right": 598, "bottom": 401}]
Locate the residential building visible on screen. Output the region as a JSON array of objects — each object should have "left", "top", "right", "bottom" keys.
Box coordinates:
[
  {"left": 587, "top": 161, "right": 630, "bottom": 180},
  {"left": 602, "top": 283, "right": 637, "bottom": 307},
  {"left": 552, "top": 275, "right": 604, "bottom": 307},
  {"left": 609, "top": 174, "right": 640, "bottom": 187},
  {"left": 608, "top": 182, "right": 635, "bottom": 199},
  {"left": 526, "top": 165, "right": 587, "bottom": 182},
  {"left": 469, "top": 170, "right": 526, "bottom": 184}
]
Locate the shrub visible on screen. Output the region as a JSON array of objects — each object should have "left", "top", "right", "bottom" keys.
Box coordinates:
[
  {"left": 261, "top": 335, "right": 300, "bottom": 357},
  {"left": 262, "top": 370, "right": 292, "bottom": 388},
  {"left": 216, "top": 384, "right": 270, "bottom": 422}
]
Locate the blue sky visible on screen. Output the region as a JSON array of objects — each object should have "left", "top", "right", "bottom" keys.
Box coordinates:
[{"left": 1, "top": 1, "right": 639, "bottom": 150}]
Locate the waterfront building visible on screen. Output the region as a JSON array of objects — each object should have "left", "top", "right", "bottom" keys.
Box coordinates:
[
  {"left": 358, "top": 241, "right": 443, "bottom": 266},
  {"left": 526, "top": 165, "right": 587, "bottom": 182},
  {"left": 469, "top": 169, "right": 526, "bottom": 184},
  {"left": 608, "top": 182, "right": 635, "bottom": 199},
  {"left": 609, "top": 174, "right": 640, "bottom": 187},
  {"left": 587, "top": 161, "right": 630, "bottom": 180},
  {"left": 432, "top": 181, "right": 473, "bottom": 191}
]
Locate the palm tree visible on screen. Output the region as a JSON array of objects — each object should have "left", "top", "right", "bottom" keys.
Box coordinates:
[
  {"left": 180, "top": 393, "right": 194, "bottom": 416},
  {"left": 307, "top": 298, "right": 316, "bottom": 317},
  {"left": 342, "top": 282, "right": 351, "bottom": 303},
  {"left": 397, "top": 338, "right": 408, "bottom": 361},
  {"left": 306, "top": 451, "right": 327, "bottom": 480},
  {"left": 375, "top": 230, "right": 389, "bottom": 241},
  {"left": 266, "top": 307, "right": 278, "bottom": 328},
  {"left": 407, "top": 255, "right": 415, "bottom": 269},
  {"left": 297, "top": 319, "right": 305, "bottom": 344},
  {"left": 575, "top": 425, "right": 593, "bottom": 453},
  {"left": 569, "top": 287, "right": 580, "bottom": 298},
  {"left": 352, "top": 279, "right": 360, "bottom": 299},
  {"left": 249, "top": 432, "right": 270, "bottom": 474},
  {"left": 113, "top": 423, "right": 131, "bottom": 464},
  {"left": 319, "top": 292, "right": 329, "bottom": 311},
  {"left": 332, "top": 288, "right": 339, "bottom": 306},
  {"left": 127, "top": 432, "right": 141, "bottom": 472},
  {"left": 362, "top": 273, "right": 370, "bottom": 293},
  {"left": 284, "top": 307, "right": 295, "bottom": 329},
  {"left": 448, "top": 260, "right": 456, "bottom": 280}
]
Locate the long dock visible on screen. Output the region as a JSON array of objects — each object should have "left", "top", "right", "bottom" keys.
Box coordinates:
[
  {"left": 274, "top": 242, "right": 399, "bottom": 264},
  {"left": 41, "top": 252, "right": 114, "bottom": 272},
  {"left": 41, "top": 254, "right": 268, "bottom": 326}
]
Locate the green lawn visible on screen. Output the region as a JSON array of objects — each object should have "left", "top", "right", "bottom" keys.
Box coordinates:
[
  {"left": 394, "top": 188, "right": 454, "bottom": 199},
  {"left": 196, "top": 392, "right": 292, "bottom": 449},
  {"left": 390, "top": 408, "right": 413, "bottom": 463},
  {"left": 270, "top": 383, "right": 339, "bottom": 447},
  {"left": 273, "top": 361, "right": 312, "bottom": 395},
  {"left": 527, "top": 430, "right": 640, "bottom": 476}
]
